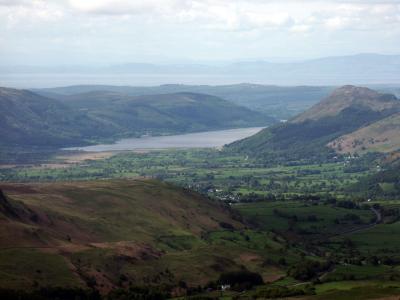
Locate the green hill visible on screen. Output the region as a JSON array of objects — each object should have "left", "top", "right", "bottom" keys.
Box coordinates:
[
  {"left": 57, "top": 91, "right": 274, "bottom": 135},
  {"left": 0, "top": 87, "right": 112, "bottom": 147},
  {"left": 227, "top": 86, "right": 400, "bottom": 163},
  {"left": 293, "top": 85, "right": 399, "bottom": 123},
  {"left": 0, "top": 87, "right": 273, "bottom": 149},
  {"left": 36, "top": 84, "right": 334, "bottom": 119}
]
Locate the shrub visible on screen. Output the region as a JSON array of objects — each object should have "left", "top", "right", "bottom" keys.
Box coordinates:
[{"left": 218, "top": 270, "right": 263, "bottom": 291}]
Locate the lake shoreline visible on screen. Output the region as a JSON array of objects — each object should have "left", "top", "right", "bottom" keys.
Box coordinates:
[{"left": 63, "top": 127, "right": 265, "bottom": 152}]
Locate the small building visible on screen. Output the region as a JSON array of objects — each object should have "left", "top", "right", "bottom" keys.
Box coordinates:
[{"left": 220, "top": 284, "right": 231, "bottom": 291}]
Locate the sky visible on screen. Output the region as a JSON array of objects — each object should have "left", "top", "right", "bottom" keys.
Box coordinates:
[{"left": 0, "top": 0, "right": 400, "bottom": 66}]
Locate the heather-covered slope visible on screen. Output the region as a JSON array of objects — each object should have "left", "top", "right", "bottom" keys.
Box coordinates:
[
  {"left": 329, "top": 112, "right": 400, "bottom": 154},
  {"left": 0, "top": 179, "right": 280, "bottom": 291}
]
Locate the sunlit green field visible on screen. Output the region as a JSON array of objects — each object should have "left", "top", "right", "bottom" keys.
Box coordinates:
[
  {"left": 0, "top": 149, "right": 371, "bottom": 201},
  {"left": 235, "top": 201, "right": 374, "bottom": 234}
]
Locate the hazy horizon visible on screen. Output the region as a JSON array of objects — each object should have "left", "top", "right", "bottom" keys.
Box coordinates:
[
  {"left": 1, "top": 1, "right": 399, "bottom": 66},
  {"left": 0, "top": 1, "right": 399, "bottom": 87},
  {"left": 1, "top": 52, "right": 400, "bottom": 88}
]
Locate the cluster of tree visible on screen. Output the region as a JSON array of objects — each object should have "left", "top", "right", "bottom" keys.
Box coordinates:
[
  {"left": 341, "top": 255, "right": 400, "bottom": 267},
  {"left": 272, "top": 209, "right": 320, "bottom": 224},
  {"left": 273, "top": 209, "right": 299, "bottom": 221},
  {"left": 380, "top": 206, "right": 400, "bottom": 223},
  {"left": 288, "top": 260, "right": 332, "bottom": 281},
  {"left": 214, "top": 270, "right": 264, "bottom": 291},
  {"left": 334, "top": 213, "right": 363, "bottom": 225},
  {"left": 253, "top": 284, "right": 315, "bottom": 298},
  {"left": 335, "top": 200, "right": 358, "bottom": 209},
  {"left": 342, "top": 152, "right": 382, "bottom": 173},
  {"left": 107, "top": 286, "right": 171, "bottom": 300},
  {"left": 349, "top": 162, "right": 400, "bottom": 199},
  {"left": 234, "top": 194, "right": 341, "bottom": 204},
  {"left": 236, "top": 193, "right": 277, "bottom": 203}
]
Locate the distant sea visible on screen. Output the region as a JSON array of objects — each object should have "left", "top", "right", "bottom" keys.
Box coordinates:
[{"left": 0, "top": 73, "right": 266, "bottom": 89}]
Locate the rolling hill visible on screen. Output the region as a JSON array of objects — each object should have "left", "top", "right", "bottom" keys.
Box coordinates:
[
  {"left": 227, "top": 86, "right": 400, "bottom": 163},
  {"left": 55, "top": 91, "right": 274, "bottom": 135},
  {"left": 293, "top": 85, "right": 400, "bottom": 123},
  {"left": 0, "top": 87, "right": 113, "bottom": 148},
  {"left": 0, "top": 87, "right": 273, "bottom": 149},
  {"left": 0, "top": 179, "right": 282, "bottom": 292},
  {"left": 36, "top": 84, "right": 334, "bottom": 119}
]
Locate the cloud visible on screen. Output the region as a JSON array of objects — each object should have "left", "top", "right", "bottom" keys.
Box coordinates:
[
  {"left": 0, "top": 0, "right": 399, "bottom": 66},
  {"left": 63, "top": 0, "right": 400, "bottom": 33},
  {"left": 68, "top": 0, "right": 191, "bottom": 16},
  {"left": 1, "top": 0, "right": 399, "bottom": 33},
  {"left": 0, "top": 0, "right": 29, "bottom": 6},
  {"left": 0, "top": 1, "right": 64, "bottom": 26}
]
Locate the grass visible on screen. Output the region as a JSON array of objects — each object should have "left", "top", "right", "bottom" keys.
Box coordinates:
[
  {"left": 0, "top": 148, "right": 370, "bottom": 201},
  {"left": 207, "top": 230, "right": 283, "bottom": 251},
  {"left": 323, "top": 265, "right": 392, "bottom": 281},
  {"left": 1, "top": 149, "right": 400, "bottom": 298},
  {"left": 0, "top": 179, "right": 290, "bottom": 290},
  {"left": 313, "top": 281, "right": 400, "bottom": 300},
  {"left": 0, "top": 249, "right": 82, "bottom": 290},
  {"left": 345, "top": 222, "right": 400, "bottom": 255},
  {"left": 235, "top": 201, "right": 374, "bottom": 235}
]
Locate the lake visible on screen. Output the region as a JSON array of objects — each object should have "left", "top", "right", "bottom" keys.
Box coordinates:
[{"left": 65, "top": 127, "right": 264, "bottom": 152}]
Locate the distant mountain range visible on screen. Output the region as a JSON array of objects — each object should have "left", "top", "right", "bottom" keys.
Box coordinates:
[
  {"left": 36, "top": 83, "right": 400, "bottom": 120},
  {"left": 3, "top": 54, "right": 400, "bottom": 85},
  {"left": 36, "top": 84, "right": 335, "bottom": 119},
  {"left": 227, "top": 85, "right": 400, "bottom": 163},
  {"left": 0, "top": 87, "right": 273, "bottom": 148}
]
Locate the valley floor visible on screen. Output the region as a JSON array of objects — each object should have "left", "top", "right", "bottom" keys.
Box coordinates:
[{"left": 0, "top": 148, "right": 399, "bottom": 299}]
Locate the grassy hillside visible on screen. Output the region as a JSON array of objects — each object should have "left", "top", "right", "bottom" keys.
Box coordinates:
[
  {"left": 293, "top": 85, "right": 400, "bottom": 123},
  {"left": 2, "top": 160, "right": 400, "bottom": 298},
  {"left": 57, "top": 91, "right": 273, "bottom": 135},
  {"left": 0, "top": 87, "right": 113, "bottom": 147},
  {"left": 227, "top": 86, "right": 400, "bottom": 163},
  {"left": 0, "top": 179, "right": 286, "bottom": 292},
  {"left": 329, "top": 112, "right": 400, "bottom": 154}
]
